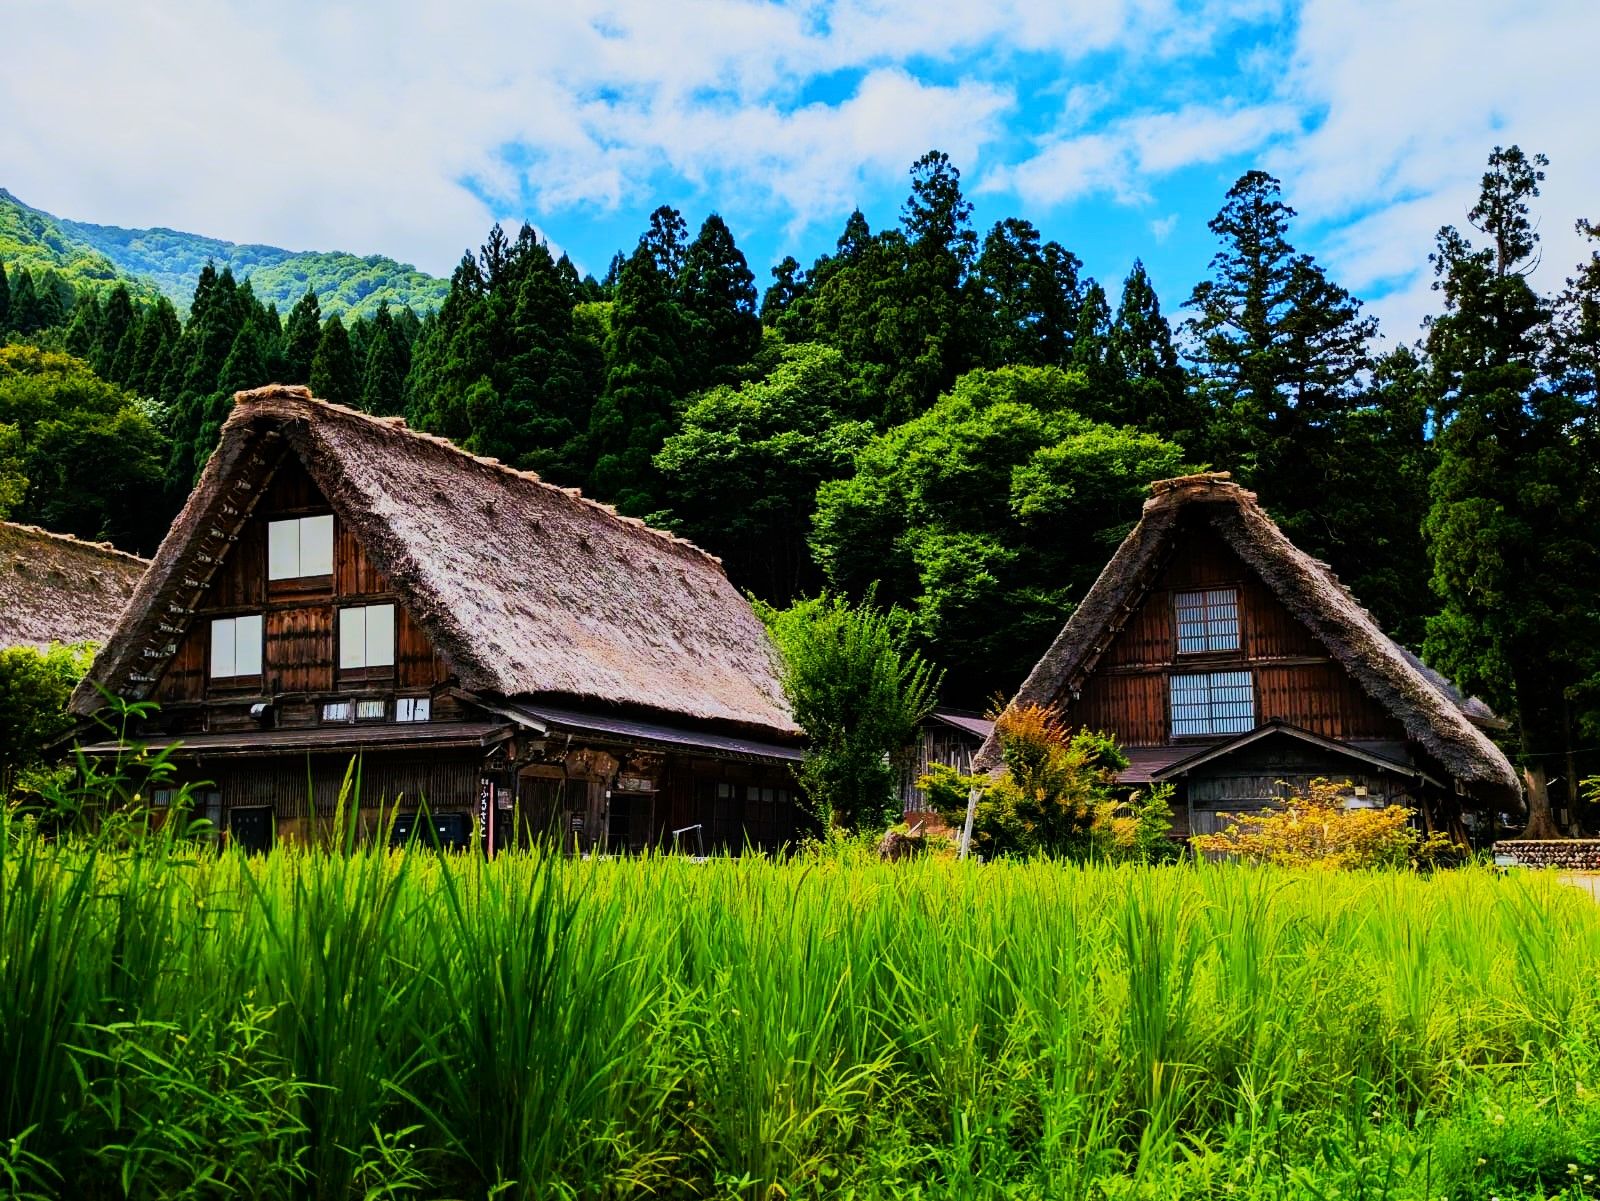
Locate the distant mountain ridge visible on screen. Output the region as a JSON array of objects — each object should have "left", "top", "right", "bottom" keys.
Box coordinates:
[{"left": 0, "top": 188, "right": 448, "bottom": 318}]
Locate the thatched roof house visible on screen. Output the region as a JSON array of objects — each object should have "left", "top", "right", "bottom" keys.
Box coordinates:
[
  {"left": 0, "top": 521, "right": 147, "bottom": 650},
  {"left": 74, "top": 386, "right": 807, "bottom": 854},
  {"left": 977, "top": 473, "right": 1518, "bottom": 834}
]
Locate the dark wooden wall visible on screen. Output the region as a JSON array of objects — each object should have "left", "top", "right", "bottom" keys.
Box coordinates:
[
  {"left": 153, "top": 453, "right": 450, "bottom": 712},
  {"left": 185, "top": 753, "right": 482, "bottom": 820},
  {"left": 1063, "top": 524, "right": 1404, "bottom": 747}
]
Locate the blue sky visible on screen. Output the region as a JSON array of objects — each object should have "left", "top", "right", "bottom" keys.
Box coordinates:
[{"left": 4, "top": 0, "right": 1597, "bottom": 341}]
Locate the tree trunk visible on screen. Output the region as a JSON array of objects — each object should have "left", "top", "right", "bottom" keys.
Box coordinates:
[
  {"left": 1564, "top": 694, "right": 1582, "bottom": 835},
  {"left": 1518, "top": 762, "right": 1565, "bottom": 840}
]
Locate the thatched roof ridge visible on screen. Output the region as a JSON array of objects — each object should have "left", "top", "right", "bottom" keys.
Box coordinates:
[
  {"left": 72, "top": 385, "right": 797, "bottom": 735},
  {"left": 975, "top": 472, "right": 1518, "bottom": 798},
  {"left": 0, "top": 522, "right": 149, "bottom": 650}
]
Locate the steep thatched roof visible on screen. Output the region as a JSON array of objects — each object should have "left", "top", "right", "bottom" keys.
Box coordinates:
[
  {"left": 72, "top": 386, "right": 798, "bottom": 736},
  {"left": 0, "top": 522, "right": 148, "bottom": 650},
  {"left": 975, "top": 473, "right": 1518, "bottom": 799}
]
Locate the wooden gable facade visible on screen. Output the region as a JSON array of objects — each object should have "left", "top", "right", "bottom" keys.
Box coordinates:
[
  {"left": 978, "top": 474, "right": 1519, "bottom": 841},
  {"left": 73, "top": 387, "right": 810, "bottom": 855},
  {"left": 151, "top": 456, "right": 451, "bottom": 721}
]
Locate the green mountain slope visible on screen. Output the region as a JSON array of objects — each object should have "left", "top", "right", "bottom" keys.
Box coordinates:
[
  {"left": 0, "top": 188, "right": 157, "bottom": 301},
  {"left": 0, "top": 189, "right": 448, "bottom": 318}
]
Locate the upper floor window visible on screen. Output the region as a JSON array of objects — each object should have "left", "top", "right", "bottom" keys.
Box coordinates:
[
  {"left": 210, "top": 614, "right": 263, "bottom": 679},
  {"left": 268, "top": 514, "right": 334, "bottom": 581},
  {"left": 1175, "top": 588, "right": 1240, "bottom": 654},
  {"left": 1170, "top": 670, "right": 1255, "bottom": 737},
  {"left": 396, "top": 697, "right": 431, "bottom": 722},
  {"left": 339, "top": 603, "right": 395, "bottom": 671}
]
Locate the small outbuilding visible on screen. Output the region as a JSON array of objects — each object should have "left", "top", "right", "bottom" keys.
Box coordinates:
[
  {"left": 900, "top": 710, "right": 993, "bottom": 824},
  {"left": 71, "top": 386, "right": 810, "bottom": 853},
  {"left": 976, "top": 473, "right": 1519, "bottom": 841},
  {"left": 0, "top": 521, "right": 148, "bottom": 650}
]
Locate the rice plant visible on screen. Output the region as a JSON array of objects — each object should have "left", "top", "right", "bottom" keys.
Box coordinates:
[{"left": 5, "top": 804, "right": 1600, "bottom": 1199}]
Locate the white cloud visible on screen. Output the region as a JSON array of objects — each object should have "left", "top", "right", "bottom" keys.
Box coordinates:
[
  {"left": 1, "top": 0, "right": 1593, "bottom": 332},
  {"left": 1269, "top": 0, "right": 1600, "bottom": 340},
  {"left": 987, "top": 102, "right": 1297, "bottom": 208},
  {"left": 0, "top": 0, "right": 1266, "bottom": 273}
]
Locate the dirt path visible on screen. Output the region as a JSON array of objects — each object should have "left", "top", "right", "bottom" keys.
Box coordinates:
[{"left": 1559, "top": 873, "right": 1600, "bottom": 901}]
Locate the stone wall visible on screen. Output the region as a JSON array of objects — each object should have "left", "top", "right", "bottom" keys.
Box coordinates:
[{"left": 1492, "top": 840, "right": 1600, "bottom": 870}]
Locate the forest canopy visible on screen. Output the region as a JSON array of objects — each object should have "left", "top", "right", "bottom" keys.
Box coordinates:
[{"left": 5, "top": 143, "right": 1599, "bottom": 821}]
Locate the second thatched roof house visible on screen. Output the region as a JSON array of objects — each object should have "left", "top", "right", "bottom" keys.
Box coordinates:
[
  {"left": 976, "top": 473, "right": 1519, "bottom": 840},
  {"left": 0, "top": 521, "right": 148, "bottom": 650},
  {"left": 72, "top": 385, "right": 808, "bottom": 853}
]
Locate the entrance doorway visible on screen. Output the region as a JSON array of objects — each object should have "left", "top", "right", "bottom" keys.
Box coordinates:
[{"left": 228, "top": 806, "right": 275, "bottom": 855}]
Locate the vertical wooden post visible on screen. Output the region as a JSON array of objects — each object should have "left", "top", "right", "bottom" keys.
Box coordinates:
[{"left": 957, "top": 785, "right": 981, "bottom": 860}]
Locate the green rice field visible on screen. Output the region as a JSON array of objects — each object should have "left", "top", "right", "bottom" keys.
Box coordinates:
[{"left": 5, "top": 811, "right": 1600, "bottom": 1200}]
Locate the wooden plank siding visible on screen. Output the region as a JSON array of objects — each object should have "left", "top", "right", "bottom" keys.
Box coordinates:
[
  {"left": 1059, "top": 523, "right": 1401, "bottom": 746},
  {"left": 266, "top": 606, "right": 335, "bottom": 694},
  {"left": 195, "top": 754, "right": 483, "bottom": 820},
  {"left": 149, "top": 452, "right": 451, "bottom": 712}
]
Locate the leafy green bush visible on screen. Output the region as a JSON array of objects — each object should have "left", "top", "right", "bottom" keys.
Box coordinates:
[
  {"left": 922, "top": 703, "right": 1137, "bottom": 858},
  {"left": 757, "top": 592, "right": 940, "bottom": 832},
  {"left": 0, "top": 642, "right": 92, "bottom": 791}
]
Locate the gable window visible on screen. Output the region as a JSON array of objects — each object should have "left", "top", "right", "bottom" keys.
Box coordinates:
[
  {"left": 268, "top": 514, "right": 334, "bottom": 581},
  {"left": 1170, "top": 670, "right": 1255, "bottom": 736},
  {"left": 210, "top": 614, "right": 263, "bottom": 679},
  {"left": 1175, "top": 588, "right": 1240, "bottom": 654},
  {"left": 339, "top": 603, "right": 395, "bottom": 671}
]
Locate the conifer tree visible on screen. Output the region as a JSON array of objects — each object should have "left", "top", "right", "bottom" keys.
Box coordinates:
[
  {"left": 8, "top": 269, "right": 40, "bottom": 336},
  {"left": 282, "top": 289, "right": 322, "bottom": 384},
  {"left": 189, "top": 321, "right": 269, "bottom": 468},
  {"left": 1183, "top": 171, "right": 1419, "bottom": 632},
  {"left": 1423, "top": 145, "right": 1600, "bottom": 836},
  {"left": 1070, "top": 281, "right": 1117, "bottom": 402},
  {"left": 1110, "top": 261, "right": 1190, "bottom": 440},
  {"left": 92, "top": 285, "right": 136, "bottom": 382},
  {"left": 218, "top": 320, "right": 268, "bottom": 397},
  {"left": 310, "top": 314, "right": 360, "bottom": 406},
  {"left": 0, "top": 259, "right": 9, "bottom": 334},
  {"left": 359, "top": 302, "right": 407, "bottom": 415},
  {"left": 587, "top": 248, "right": 685, "bottom": 514},
  {"left": 973, "top": 218, "right": 1081, "bottom": 367},
  {"left": 762, "top": 256, "right": 804, "bottom": 325},
  {"left": 63, "top": 293, "right": 100, "bottom": 358},
  {"left": 641, "top": 206, "right": 689, "bottom": 284},
  {"left": 33, "top": 273, "right": 66, "bottom": 331},
  {"left": 129, "top": 299, "right": 180, "bottom": 398},
  {"left": 679, "top": 213, "right": 761, "bottom": 384}
]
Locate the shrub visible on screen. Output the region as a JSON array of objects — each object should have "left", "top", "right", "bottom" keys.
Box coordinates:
[
  {"left": 757, "top": 592, "right": 941, "bottom": 832},
  {"left": 922, "top": 703, "right": 1138, "bottom": 858},
  {"left": 1193, "top": 776, "right": 1434, "bottom": 869},
  {"left": 0, "top": 642, "right": 92, "bottom": 792}
]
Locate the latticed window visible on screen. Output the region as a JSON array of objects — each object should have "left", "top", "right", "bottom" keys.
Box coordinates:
[
  {"left": 1175, "top": 588, "right": 1240, "bottom": 653},
  {"left": 1170, "top": 670, "right": 1255, "bottom": 736}
]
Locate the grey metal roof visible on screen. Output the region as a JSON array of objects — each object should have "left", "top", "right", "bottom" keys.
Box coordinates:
[
  {"left": 78, "top": 720, "right": 510, "bottom": 758},
  {"left": 504, "top": 700, "right": 806, "bottom": 764}
]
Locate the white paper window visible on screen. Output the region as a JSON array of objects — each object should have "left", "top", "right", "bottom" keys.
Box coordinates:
[
  {"left": 1170, "top": 670, "right": 1255, "bottom": 736},
  {"left": 209, "top": 614, "right": 263, "bottom": 678},
  {"left": 322, "top": 701, "right": 352, "bottom": 723},
  {"left": 1175, "top": 588, "right": 1240, "bottom": 654},
  {"left": 356, "top": 699, "right": 386, "bottom": 720},
  {"left": 396, "top": 697, "right": 431, "bottom": 722},
  {"left": 268, "top": 515, "right": 334, "bottom": 581},
  {"left": 339, "top": 604, "right": 395, "bottom": 670}
]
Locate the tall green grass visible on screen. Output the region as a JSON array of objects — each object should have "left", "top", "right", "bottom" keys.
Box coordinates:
[{"left": 5, "top": 807, "right": 1600, "bottom": 1200}]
